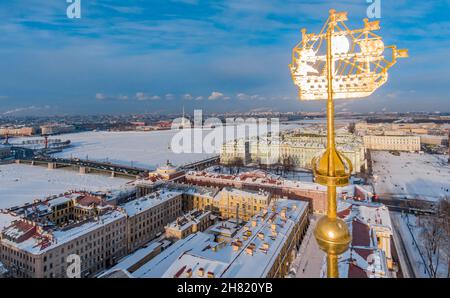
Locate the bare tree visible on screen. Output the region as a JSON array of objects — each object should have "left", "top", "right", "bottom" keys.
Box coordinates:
[
  {"left": 229, "top": 157, "right": 244, "bottom": 174},
  {"left": 436, "top": 198, "right": 450, "bottom": 277},
  {"left": 281, "top": 155, "right": 294, "bottom": 177},
  {"left": 348, "top": 122, "right": 356, "bottom": 134},
  {"left": 419, "top": 199, "right": 449, "bottom": 278},
  {"left": 420, "top": 215, "right": 444, "bottom": 277}
]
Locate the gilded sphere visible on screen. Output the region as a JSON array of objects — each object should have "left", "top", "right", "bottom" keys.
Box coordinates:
[{"left": 314, "top": 216, "right": 351, "bottom": 255}]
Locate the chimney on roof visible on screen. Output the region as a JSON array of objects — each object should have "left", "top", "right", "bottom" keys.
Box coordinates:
[
  {"left": 197, "top": 268, "right": 205, "bottom": 277},
  {"left": 261, "top": 242, "right": 269, "bottom": 252},
  {"left": 258, "top": 232, "right": 264, "bottom": 240},
  {"left": 271, "top": 223, "right": 277, "bottom": 231},
  {"left": 232, "top": 240, "right": 242, "bottom": 251},
  {"left": 281, "top": 208, "right": 287, "bottom": 220},
  {"left": 185, "top": 268, "right": 193, "bottom": 278}
]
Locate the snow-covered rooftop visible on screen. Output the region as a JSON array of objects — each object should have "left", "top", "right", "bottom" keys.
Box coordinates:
[
  {"left": 219, "top": 187, "right": 271, "bottom": 201},
  {"left": 166, "top": 209, "right": 211, "bottom": 232},
  {"left": 187, "top": 169, "right": 356, "bottom": 196},
  {"left": 99, "top": 241, "right": 163, "bottom": 276},
  {"left": 132, "top": 199, "right": 308, "bottom": 278},
  {"left": 120, "top": 189, "right": 182, "bottom": 216},
  {"left": 1, "top": 210, "right": 125, "bottom": 255}
]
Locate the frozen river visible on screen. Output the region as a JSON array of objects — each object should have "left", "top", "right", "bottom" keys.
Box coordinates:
[
  {"left": 12, "top": 123, "right": 304, "bottom": 170},
  {"left": 0, "top": 163, "right": 130, "bottom": 209}
]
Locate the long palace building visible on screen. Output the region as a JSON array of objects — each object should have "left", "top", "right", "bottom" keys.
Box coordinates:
[{"left": 220, "top": 129, "right": 367, "bottom": 174}]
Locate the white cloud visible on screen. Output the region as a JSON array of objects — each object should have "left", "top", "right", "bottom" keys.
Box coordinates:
[
  {"left": 182, "top": 93, "right": 194, "bottom": 100},
  {"left": 165, "top": 93, "right": 175, "bottom": 100},
  {"left": 195, "top": 96, "right": 204, "bottom": 100},
  {"left": 236, "top": 93, "right": 249, "bottom": 100},
  {"left": 208, "top": 91, "right": 227, "bottom": 100},
  {"left": 236, "top": 93, "right": 267, "bottom": 101},
  {"left": 136, "top": 92, "right": 161, "bottom": 101},
  {"left": 96, "top": 93, "right": 130, "bottom": 101},
  {"left": 95, "top": 93, "right": 106, "bottom": 100},
  {"left": 135, "top": 92, "right": 147, "bottom": 101},
  {"left": 2, "top": 105, "right": 51, "bottom": 115}
]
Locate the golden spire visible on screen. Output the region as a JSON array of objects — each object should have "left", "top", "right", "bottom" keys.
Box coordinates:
[{"left": 289, "top": 9, "right": 407, "bottom": 278}]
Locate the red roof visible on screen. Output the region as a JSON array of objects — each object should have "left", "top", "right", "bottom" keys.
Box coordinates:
[
  {"left": 351, "top": 219, "right": 371, "bottom": 247},
  {"left": 77, "top": 195, "right": 107, "bottom": 207},
  {"left": 348, "top": 262, "right": 368, "bottom": 278},
  {"left": 338, "top": 206, "right": 352, "bottom": 219},
  {"left": 354, "top": 248, "right": 373, "bottom": 261}
]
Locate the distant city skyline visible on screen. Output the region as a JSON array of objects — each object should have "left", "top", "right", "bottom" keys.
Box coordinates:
[{"left": 0, "top": 0, "right": 449, "bottom": 115}]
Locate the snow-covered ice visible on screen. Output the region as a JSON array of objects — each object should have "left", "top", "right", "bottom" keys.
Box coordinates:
[
  {"left": 0, "top": 163, "right": 130, "bottom": 209},
  {"left": 372, "top": 151, "right": 450, "bottom": 201},
  {"left": 11, "top": 124, "right": 301, "bottom": 170}
]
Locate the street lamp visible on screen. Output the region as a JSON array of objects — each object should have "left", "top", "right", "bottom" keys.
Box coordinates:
[{"left": 289, "top": 9, "right": 407, "bottom": 278}]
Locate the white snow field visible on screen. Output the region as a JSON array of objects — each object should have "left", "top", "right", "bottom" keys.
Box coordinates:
[
  {"left": 55, "top": 129, "right": 222, "bottom": 169},
  {"left": 0, "top": 163, "right": 130, "bottom": 209},
  {"left": 13, "top": 123, "right": 301, "bottom": 170},
  {"left": 372, "top": 151, "right": 450, "bottom": 201}
]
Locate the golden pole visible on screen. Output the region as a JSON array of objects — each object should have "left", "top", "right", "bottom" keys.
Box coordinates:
[
  {"left": 313, "top": 9, "right": 351, "bottom": 279},
  {"left": 325, "top": 10, "right": 339, "bottom": 278},
  {"left": 289, "top": 7, "right": 407, "bottom": 278},
  {"left": 327, "top": 253, "right": 338, "bottom": 278},
  {"left": 326, "top": 15, "right": 337, "bottom": 221}
]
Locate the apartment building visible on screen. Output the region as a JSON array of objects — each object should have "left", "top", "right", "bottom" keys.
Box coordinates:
[
  {"left": 126, "top": 199, "right": 310, "bottom": 278},
  {"left": 363, "top": 135, "right": 421, "bottom": 152},
  {"left": 0, "top": 126, "right": 35, "bottom": 136},
  {"left": 165, "top": 209, "right": 215, "bottom": 240},
  {"left": 40, "top": 124, "right": 75, "bottom": 135},
  {"left": 0, "top": 211, "right": 127, "bottom": 278},
  {"left": 168, "top": 183, "right": 272, "bottom": 221},
  {"left": 120, "top": 189, "right": 183, "bottom": 252},
  {"left": 0, "top": 189, "right": 183, "bottom": 277},
  {"left": 215, "top": 188, "right": 271, "bottom": 221},
  {"left": 184, "top": 170, "right": 365, "bottom": 214}
]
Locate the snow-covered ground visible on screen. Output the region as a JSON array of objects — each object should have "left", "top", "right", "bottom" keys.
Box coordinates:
[
  {"left": 0, "top": 163, "right": 130, "bottom": 209},
  {"left": 391, "top": 212, "right": 448, "bottom": 278},
  {"left": 11, "top": 123, "right": 301, "bottom": 170},
  {"left": 372, "top": 151, "right": 450, "bottom": 201}
]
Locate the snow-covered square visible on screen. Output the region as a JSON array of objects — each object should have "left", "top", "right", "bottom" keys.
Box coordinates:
[{"left": 372, "top": 151, "right": 450, "bottom": 201}]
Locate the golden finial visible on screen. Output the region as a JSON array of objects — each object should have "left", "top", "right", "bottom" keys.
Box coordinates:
[{"left": 289, "top": 9, "right": 407, "bottom": 278}]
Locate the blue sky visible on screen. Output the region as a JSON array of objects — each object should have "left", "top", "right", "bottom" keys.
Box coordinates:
[{"left": 0, "top": 0, "right": 449, "bottom": 115}]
